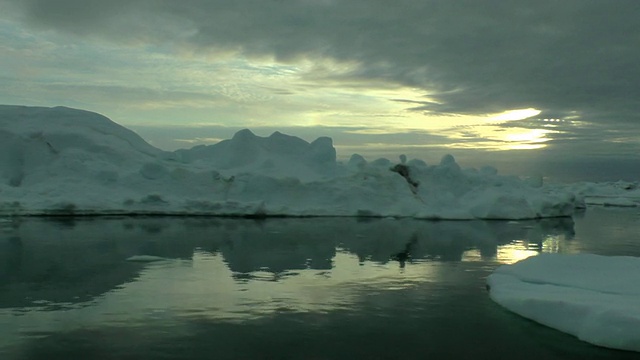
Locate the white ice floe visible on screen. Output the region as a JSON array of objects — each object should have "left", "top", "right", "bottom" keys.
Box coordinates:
[
  {"left": 487, "top": 253, "right": 640, "bottom": 352},
  {"left": 557, "top": 181, "right": 640, "bottom": 207},
  {"left": 0, "top": 105, "right": 582, "bottom": 218},
  {"left": 126, "top": 255, "right": 170, "bottom": 262}
]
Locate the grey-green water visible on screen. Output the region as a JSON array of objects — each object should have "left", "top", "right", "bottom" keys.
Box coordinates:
[{"left": 1, "top": 207, "right": 639, "bottom": 359}]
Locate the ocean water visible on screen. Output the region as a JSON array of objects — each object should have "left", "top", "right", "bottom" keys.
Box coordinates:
[{"left": 1, "top": 207, "right": 639, "bottom": 359}]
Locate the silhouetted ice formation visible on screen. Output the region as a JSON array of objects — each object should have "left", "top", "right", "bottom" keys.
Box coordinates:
[{"left": 3, "top": 104, "right": 630, "bottom": 219}]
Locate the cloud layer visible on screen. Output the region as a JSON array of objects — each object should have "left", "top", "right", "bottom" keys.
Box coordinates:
[{"left": 5, "top": 0, "right": 640, "bottom": 122}]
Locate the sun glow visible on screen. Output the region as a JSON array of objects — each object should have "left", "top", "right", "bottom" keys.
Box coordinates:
[
  {"left": 505, "top": 128, "right": 554, "bottom": 143},
  {"left": 490, "top": 108, "right": 541, "bottom": 122},
  {"left": 437, "top": 123, "right": 560, "bottom": 151},
  {"left": 496, "top": 128, "right": 558, "bottom": 150}
]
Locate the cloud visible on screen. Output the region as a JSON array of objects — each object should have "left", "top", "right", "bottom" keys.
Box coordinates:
[{"left": 4, "top": 0, "right": 639, "bottom": 125}]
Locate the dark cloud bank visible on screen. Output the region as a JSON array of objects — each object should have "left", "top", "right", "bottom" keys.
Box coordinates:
[{"left": 9, "top": 0, "right": 640, "bottom": 122}]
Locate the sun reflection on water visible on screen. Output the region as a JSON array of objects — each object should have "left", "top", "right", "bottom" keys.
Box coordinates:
[
  {"left": 496, "top": 242, "right": 539, "bottom": 264},
  {"left": 0, "top": 215, "right": 582, "bottom": 356},
  {"left": 492, "top": 233, "right": 571, "bottom": 264}
]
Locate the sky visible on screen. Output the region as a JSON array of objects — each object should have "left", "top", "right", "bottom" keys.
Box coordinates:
[{"left": 1, "top": 0, "right": 640, "bottom": 181}]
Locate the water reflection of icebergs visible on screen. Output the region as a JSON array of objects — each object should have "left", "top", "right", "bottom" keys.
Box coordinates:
[
  {"left": 3, "top": 211, "right": 639, "bottom": 359},
  {"left": 1, "top": 216, "right": 575, "bottom": 311}
]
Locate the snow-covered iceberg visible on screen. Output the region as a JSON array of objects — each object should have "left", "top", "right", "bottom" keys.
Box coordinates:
[
  {"left": 558, "top": 181, "right": 640, "bottom": 207},
  {"left": 0, "top": 105, "right": 579, "bottom": 219},
  {"left": 487, "top": 253, "right": 640, "bottom": 352}
]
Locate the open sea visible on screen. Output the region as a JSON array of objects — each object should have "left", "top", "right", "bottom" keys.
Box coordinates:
[{"left": 1, "top": 206, "right": 639, "bottom": 359}]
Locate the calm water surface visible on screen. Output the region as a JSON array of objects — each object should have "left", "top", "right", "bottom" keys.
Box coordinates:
[{"left": 1, "top": 207, "right": 640, "bottom": 359}]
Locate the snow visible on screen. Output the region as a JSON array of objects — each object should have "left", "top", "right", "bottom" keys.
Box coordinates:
[
  {"left": 0, "top": 105, "right": 588, "bottom": 218},
  {"left": 558, "top": 181, "right": 640, "bottom": 207},
  {"left": 487, "top": 253, "right": 640, "bottom": 352}
]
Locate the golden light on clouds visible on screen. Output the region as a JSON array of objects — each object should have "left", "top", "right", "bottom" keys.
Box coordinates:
[
  {"left": 50, "top": 44, "right": 558, "bottom": 153},
  {"left": 504, "top": 128, "right": 556, "bottom": 148},
  {"left": 435, "top": 122, "right": 560, "bottom": 151},
  {"left": 489, "top": 108, "right": 541, "bottom": 122}
]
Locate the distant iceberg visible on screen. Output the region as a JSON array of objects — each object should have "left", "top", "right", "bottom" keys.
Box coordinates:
[
  {"left": 0, "top": 105, "right": 582, "bottom": 219},
  {"left": 559, "top": 181, "right": 640, "bottom": 207},
  {"left": 487, "top": 254, "right": 640, "bottom": 352}
]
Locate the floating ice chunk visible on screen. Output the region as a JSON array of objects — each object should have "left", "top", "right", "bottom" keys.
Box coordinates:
[
  {"left": 558, "top": 181, "right": 640, "bottom": 208},
  {"left": 126, "top": 255, "right": 169, "bottom": 262},
  {"left": 587, "top": 197, "right": 637, "bottom": 207},
  {"left": 487, "top": 253, "right": 640, "bottom": 352}
]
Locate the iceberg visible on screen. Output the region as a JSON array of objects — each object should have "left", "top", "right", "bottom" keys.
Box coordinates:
[
  {"left": 0, "top": 105, "right": 579, "bottom": 219},
  {"left": 558, "top": 181, "right": 640, "bottom": 207},
  {"left": 487, "top": 253, "right": 640, "bottom": 352}
]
